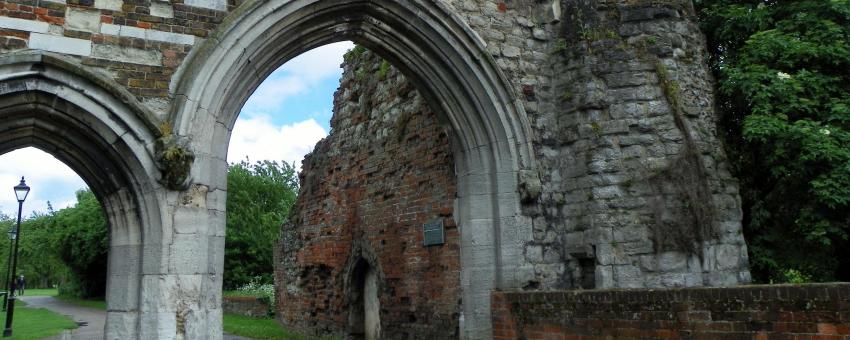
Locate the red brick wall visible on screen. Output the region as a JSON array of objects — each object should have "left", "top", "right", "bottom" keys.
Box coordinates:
[
  {"left": 492, "top": 283, "right": 850, "bottom": 339},
  {"left": 275, "top": 49, "right": 461, "bottom": 339}
]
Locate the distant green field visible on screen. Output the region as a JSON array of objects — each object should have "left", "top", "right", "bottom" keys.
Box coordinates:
[
  {"left": 5, "top": 300, "right": 78, "bottom": 340},
  {"left": 21, "top": 288, "right": 57, "bottom": 297},
  {"left": 56, "top": 294, "right": 107, "bottom": 310},
  {"left": 223, "top": 314, "right": 310, "bottom": 340},
  {"left": 24, "top": 289, "right": 320, "bottom": 339}
]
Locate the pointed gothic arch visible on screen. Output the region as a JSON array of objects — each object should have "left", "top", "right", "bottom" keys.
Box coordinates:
[
  {"left": 170, "top": 1, "right": 536, "bottom": 337},
  {"left": 0, "top": 51, "right": 166, "bottom": 339}
]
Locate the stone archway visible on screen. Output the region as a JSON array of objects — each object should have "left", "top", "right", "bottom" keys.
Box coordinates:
[
  {"left": 0, "top": 52, "right": 166, "bottom": 339},
  {"left": 170, "top": 0, "right": 536, "bottom": 337}
]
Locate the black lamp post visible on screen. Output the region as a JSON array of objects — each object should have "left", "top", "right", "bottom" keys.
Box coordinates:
[{"left": 4, "top": 177, "right": 29, "bottom": 337}]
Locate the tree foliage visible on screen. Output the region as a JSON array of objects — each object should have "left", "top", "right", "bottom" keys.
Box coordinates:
[
  {"left": 698, "top": 0, "right": 850, "bottom": 282},
  {"left": 0, "top": 158, "right": 297, "bottom": 296},
  {"left": 50, "top": 189, "right": 108, "bottom": 297},
  {"left": 225, "top": 159, "right": 298, "bottom": 289},
  {"left": 0, "top": 190, "right": 106, "bottom": 297}
]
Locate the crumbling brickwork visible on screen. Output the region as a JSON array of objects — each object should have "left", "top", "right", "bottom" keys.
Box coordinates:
[
  {"left": 0, "top": 0, "right": 756, "bottom": 337},
  {"left": 275, "top": 49, "right": 461, "bottom": 339},
  {"left": 492, "top": 283, "right": 850, "bottom": 339}
]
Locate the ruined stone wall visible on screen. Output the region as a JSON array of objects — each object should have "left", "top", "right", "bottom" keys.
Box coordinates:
[
  {"left": 0, "top": 0, "right": 754, "bottom": 337},
  {"left": 542, "top": 0, "right": 749, "bottom": 289},
  {"left": 438, "top": 0, "right": 749, "bottom": 290},
  {"left": 0, "top": 0, "right": 750, "bottom": 291},
  {"left": 275, "top": 49, "right": 461, "bottom": 339},
  {"left": 491, "top": 283, "right": 850, "bottom": 339}
]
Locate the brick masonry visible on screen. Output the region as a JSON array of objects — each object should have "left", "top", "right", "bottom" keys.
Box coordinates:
[
  {"left": 221, "top": 296, "right": 269, "bottom": 318},
  {"left": 0, "top": 0, "right": 761, "bottom": 337},
  {"left": 274, "top": 49, "right": 461, "bottom": 339},
  {"left": 492, "top": 283, "right": 850, "bottom": 339},
  {"left": 0, "top": 0, "right": 751, "bottom": 290},
  {"left": 0, "top": 0, "right": 228, "bottom": 110}
]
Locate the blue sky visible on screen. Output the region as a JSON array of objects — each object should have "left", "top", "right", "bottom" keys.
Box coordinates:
[{"left": 0, "top": 41, "right": 354, "bottom": 218}]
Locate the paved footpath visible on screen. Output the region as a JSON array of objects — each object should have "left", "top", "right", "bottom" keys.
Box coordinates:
[{"left": 18, "top": 295, "right": 249, "bottom": 340}]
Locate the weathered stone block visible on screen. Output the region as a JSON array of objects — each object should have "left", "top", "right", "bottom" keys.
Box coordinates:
[
  {"left": 29, "top": 33, "right": 91, "bottom": 56},
  {"left": 92, "top": 43, "right": 162, "bottom": 66},
  {"left": 0, "top": 17, "right": 49, "bottom": 33},
  {"left": 66, "top": 7, "right": 101, "bottom": 33}
]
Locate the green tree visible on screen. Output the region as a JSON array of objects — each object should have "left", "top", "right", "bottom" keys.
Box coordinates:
[
  {"left": 50, "top": 189, "right": 108, "bottom": 298},
  {"left": 225, "top": 159, "right": 298, "bottom": 289},
  {"left": 0, "top": 209, "right": 72, "bottom": 292},
  {"left": 698, "top": 0, "right": 850, "bottom": 282},
  {"left": 17, "top": 211, "right": 70, "bottom": 290}
]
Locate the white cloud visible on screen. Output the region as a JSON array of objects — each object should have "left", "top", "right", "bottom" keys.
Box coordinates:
[
  {"left": 244, "top": 76, "right": 306, "bottom": 109},
  {"left": 242, "top": 41, "right": 354, "bottom": 116},
  {"left": 0, "top": 148, "right": 87, "bottom": 218},
  {"left": 227, "top": 116, "right": 328, "bottom": 167},
  {"left": 279, "top": 41, "right": 355, "bottom": 80}
]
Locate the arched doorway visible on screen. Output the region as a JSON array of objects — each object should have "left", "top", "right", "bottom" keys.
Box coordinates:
[
  {"left": 346, "top": 257, "right": 380, "bottom": 340},
  {"left": 0, "top": 52, "right": 164, "bottom": 339},
  {"left": 171, "top": 0, "right": 536, "bottom": 337}
]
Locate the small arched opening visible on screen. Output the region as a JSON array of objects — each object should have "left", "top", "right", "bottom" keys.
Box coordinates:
[{"left": 347, "top": 257, "right": 380, "bottom": 340}]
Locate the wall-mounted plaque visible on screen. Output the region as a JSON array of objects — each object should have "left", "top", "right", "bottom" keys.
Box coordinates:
[{"left": 422, "top": 218, "right": 444, "bottom": 246}]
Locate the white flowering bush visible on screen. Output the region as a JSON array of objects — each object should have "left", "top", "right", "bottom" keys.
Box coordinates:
[{"left": 237, "top": 276, "right": 275, "bottom": 306}]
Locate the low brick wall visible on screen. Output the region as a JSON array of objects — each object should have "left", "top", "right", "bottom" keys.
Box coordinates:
[
  {"left": 492, "top": 283, "right": 850, "bottom": 339},
  {"left": 222, "top": 296, "right": 269, "bottom": 317}
]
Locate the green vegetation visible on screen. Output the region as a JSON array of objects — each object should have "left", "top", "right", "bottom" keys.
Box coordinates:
[
  {"left": 0, "top": 190, "right": 104, "bottom": 299},
  {"left": 5, "top": 301, "right": 78, "bottom": 340},
  {"left": 377, "top": 60, "right": 391, "bottom": 79},
  {"left": 22, "top": 288, "right": 57, "bottom": 297},
  {"left": 697, "top": 0, "right": 850, "bottom": 282},
  {"left": 54, "top": 291, "right": 303, "bottom": 339},
  {"left": 225, "top": 277, "right": 275, "bottom": 304},
  {"left": 56, "top": 294, "right": 107, "bottom": 310},
  {"left": 223, "top": 314, "right": 308, "bottom": 340},
  {"left": 225, "top": 160, "right": 298, "bottom": 289},
  {"left": 51, "top": 190, "right": 108, "bottom": 298},
  {"left": 0, "top": 158, "right": 297, "bottom": 300}
]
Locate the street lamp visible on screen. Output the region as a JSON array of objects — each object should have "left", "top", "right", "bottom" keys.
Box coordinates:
[{"left": 4, "top": 177, "right": 29, "bottom": 337}]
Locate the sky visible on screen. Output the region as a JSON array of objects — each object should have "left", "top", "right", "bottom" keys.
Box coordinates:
[{"left": 0, "top": 41, "right": 354, "bottom": 219}]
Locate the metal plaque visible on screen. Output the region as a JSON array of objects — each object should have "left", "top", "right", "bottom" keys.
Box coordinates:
[{"left": 422, "top": 219, "right": 444, "bottom": 246}]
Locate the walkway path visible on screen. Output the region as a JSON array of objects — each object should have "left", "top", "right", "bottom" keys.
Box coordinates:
[
  {"left": 18, "top": 295, "right": 249, "bottom": 339},
  {"left": 19, "top": 295, "right": 104, "bottom": 340}
]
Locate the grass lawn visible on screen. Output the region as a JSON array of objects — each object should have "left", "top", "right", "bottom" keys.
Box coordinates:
[
  {"left": 20, "top": 288, "right": 58, "bottom": 297},
  {"left": 55, "top": 295, "right": 107, "bottom": 310},
  {"left": 223, "top": 314, "right": 310, "bottom": 340},
  {"left": 29, "top": 289, "right": 314, "bottom": 340},
  {"left": 4, "top": 300, "right": 78, "bottom": 340}
]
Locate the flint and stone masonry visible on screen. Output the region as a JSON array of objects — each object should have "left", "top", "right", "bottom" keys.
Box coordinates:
[{"left": 0, "top": 0, "right": 751, "bottom": 338}]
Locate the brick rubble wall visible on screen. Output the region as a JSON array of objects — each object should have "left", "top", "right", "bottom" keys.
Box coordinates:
[
  {"left": 274, "top": 49, "right": 461, "bottom": 339},
  {"left": 492, "top": 283, "right": 850, "bottom": 339},
  {"left": 222, "top": 296, "right": 269, "bottom": 317}
]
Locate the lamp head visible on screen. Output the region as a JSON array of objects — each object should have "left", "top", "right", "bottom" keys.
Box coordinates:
[{"left": 14, "top": 177, "right": 29, "bottom": 203}]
